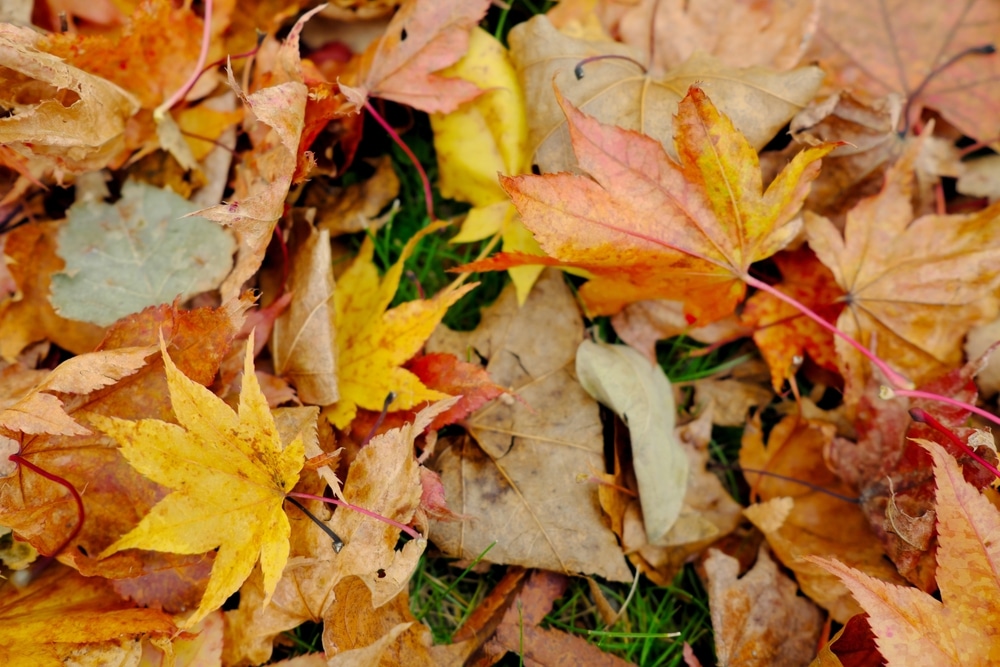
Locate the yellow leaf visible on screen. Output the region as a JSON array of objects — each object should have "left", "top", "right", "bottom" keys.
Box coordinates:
[
  {"left": 327, "top": 222, "right": 475, "bottom": 428},
  {"left": 91, "top": 331, "right": 305, "bottom": 628},
  {"left": 431, "top": 28, "right": 544, "bottom": 303}
]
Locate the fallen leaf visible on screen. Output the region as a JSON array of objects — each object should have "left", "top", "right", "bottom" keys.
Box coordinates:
[
  {"left": 809, "top": 614, "right": 882, "bottom": 667},
  {"left": 809, "top": 0, "right": 1000, "bottom": 143},
  {"left": 692, "top": 377, "right": 775, "bottom": 428},
  {"left": 610, "top": 299, "right": 750, "bottom": 364},
  {"left": 467, "top": 86, "right": 832, "bottom": 322},
  {"left": 193, "top": 7, "right": 321, "bottom": 298},
  {"left": 50, "top": 180, "right": 235, "bottom": 326},
  {"left": 339, "top": 0, "right": 491, "bottom": 114},
  {"left": 957, "top": 154, "right": 1000, "bottom": 201},
  {"left": 809, "top": 440, "right": 1000, "bottom": 666},
  {"left": 0, "top": 23, "right": 140, "bottom": 182},
  {"left": 741, "top": 413, "right": 906, "bottom": 621},
  {"left": 326, "top": 222, "right": 474, "bottom": 429},
  {"left": 311, "top": 156, "right": 400, "bottom": 236},
  {"left": 509, "top": 14, "right": 823, "bottom": 172},
  {"left": 431, "top": 27, "right": 545, "bottom": 302},
  {"left": 271, "top": 221, "right": 339, "bottom": 406},
  {"left": 597, "top": 0, "right": 820, "bottom": 71},
  {"left": 805, "top": 136, "right": 1000, "bottom": 405},
  {"left": 705, "top": 546, "right": 823, "bottom": 667},
  {"left": 427, "top": 269, "right": 631, "bottom": 581},
  {"left": 91, "top": 329, "right": 305, "bottom": 628},
  {"left": 577, "top": 340, "right": 688, "bottom": 545},
  {"left": 741, "top": 247, "right": 844, "bottom": 390},
  {"left": 0, "top": 564, "right": 176, "bottom": 667}
]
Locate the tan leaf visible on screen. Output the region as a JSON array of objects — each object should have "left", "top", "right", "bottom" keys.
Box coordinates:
[{"left": 427, "top": 269, "right": 631, "bottom": 581}]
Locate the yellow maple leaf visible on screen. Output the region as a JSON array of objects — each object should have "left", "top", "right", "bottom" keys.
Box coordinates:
[
  {"left": 431, "top": 27, "right": 545, "bottom": 304},
  {"left": 327, "top": 222, "right": 475, "bottom": 428},
  {"left": 91, "top": 332, "right": 305, "bottom": 628}
]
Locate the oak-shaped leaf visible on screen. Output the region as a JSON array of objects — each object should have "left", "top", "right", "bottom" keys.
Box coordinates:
[
  {"left": 465, "top": 86, "right": 833, "bottom": 323},
  {"left": 805, "top": 136, "right": 1000, "bottom": 405},
  {"left": 810, "top": 440, "right": 1000, "bottom": 665},
  {"left": 339, "top": 0, "right": 492, "bottom": 114},
  {"left": 91, "top": 332, "right": 306, "bottom": 628}
]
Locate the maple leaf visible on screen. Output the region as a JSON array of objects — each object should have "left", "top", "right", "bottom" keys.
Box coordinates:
[
  {"left": 809, "top": 439, "right": 1000, "bottom": 666},
  {"left": 810, "top": 0, "right": 1000, "bottom": 143},
  {"left": 339, "top": 0, "right": 491, "bottom": 114},
  {"left": 509, "top": 14, "right": 823, "bottom": 173},
  {"left": 741, "top": 247, "right": 844, "bottom": 390},
  {"left": 326, "top": 222, "right": 475, "bottom": 429},
  {"left": 467, "top": 86, "right": 833, "bottom": 322},
  {"left": 805, "top": 137, "right": 1000, "bottom": 404},
  {"left": 92, "top": 332, "right": 306, "bottom": 628}
]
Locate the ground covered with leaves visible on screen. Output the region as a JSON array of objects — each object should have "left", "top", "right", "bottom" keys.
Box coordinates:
[{"left": 3, "top": 0, "right": 1000, "bottom": 665}]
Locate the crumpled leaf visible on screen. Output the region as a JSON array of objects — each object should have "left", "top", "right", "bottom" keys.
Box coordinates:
[
  {"left": 809, "top": 0, "right": 1000, "bottom": 144},
  {"left": 741, "top": 413, "right": 907, "bottom": 622},
  {"left": 0, "top": 346, "right": 153, "bottom": 439},
  {"left": 50, "top": 180, "right": 235, "bottom": 326},
  {"left": 509, "top": 14, "right": 823, "bottom": 172},
  {"left": 92, "top": 331, "right": 306, "bottom": 628},
  {"left": 705, "top": 546, "right": 823, "bottom": 667},
  {"left": 741, "top": 247, "right": 844, "bottom": 390},
  {"left": 339, "top": 0, "right": 491, "bottom": 114},
  {"left": 576, "top": 339, "right": 687, "bottom": 545},
  {"left": 431, "top": 27, "right": 546, "bottom": 303},
  {"left": 597, "top": 0, "right": 820, "bottom": 72},
  {"left": 465, "top": 87, "right": 833, "bottom": 322},
  {"left": 809, "top": 440, "right": 1000, "bottom": 666},
  {"left": 805, "top": 136, "right": 1000, "bottom": 405},
  {"left": 0, "top": 564, "right": 176, "bottom": 667},
  {"left": 193, "top": 7, "right": 321, "bottom": 299},
  {"left": 326, "top": 222, "right": 474, "bottom": 429},
  {"left": 0, "top": 23, "right": 140, "bottom": 181},
  {"left": 271, "top": 222, "right": 338, "bottom": 406},
  {"left": 427, "top": 270, "right": 631, "bottom": 581}
]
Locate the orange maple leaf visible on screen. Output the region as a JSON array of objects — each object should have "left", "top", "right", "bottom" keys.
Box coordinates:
[
  {"left": 339, "top": 0, "right": 492, "bottom": 114},
  {"left": 464, "top": 86, "right": 834, "bottom": 323},
  {"left": 741, "top": 247, "right": 844, "bottom": 390},
  {"left": 809, "top": 439, "right": 1000, "bottom": 665}
]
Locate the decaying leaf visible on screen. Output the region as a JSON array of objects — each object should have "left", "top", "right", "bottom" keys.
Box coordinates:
[
  {"left": 50, "top": 180, "right": 235, "bottom": 326},
  {"left": 427, "top": 270, "right": 631, "bottom": 581},
  {"left": 92, "top": 331, "right": 306, "bottom": 627},
  {"left": 509, "top": 14, "right": 823, "bottom": 172},
  {"left": 810, "top": 440, "right": 1000, "bottom": 666},
  {"left": 577, "top": 340, "right": 688, "bottom": 545},
  {"left": 705, "top": 546, "right": 823, "bottom": 667}
]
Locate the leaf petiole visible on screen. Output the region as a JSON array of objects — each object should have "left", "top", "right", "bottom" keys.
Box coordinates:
[
  {"left": 9, "top": 453, "right": 84, "bottom": 561},
  {"left": 284, "top": 495, "right": 344, "bottom": 553},
  {"left": 287, "top": 491, "right": 423, "bottom": 542}
]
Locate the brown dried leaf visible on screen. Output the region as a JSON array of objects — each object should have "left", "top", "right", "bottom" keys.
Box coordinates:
[{"left": 427, "top": 269, "right": 631, "bottom": 581}]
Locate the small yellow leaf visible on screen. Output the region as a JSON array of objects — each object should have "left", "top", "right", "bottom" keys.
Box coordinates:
[{"left": 92, "top": 331, "right": 305, "bottom": 628}]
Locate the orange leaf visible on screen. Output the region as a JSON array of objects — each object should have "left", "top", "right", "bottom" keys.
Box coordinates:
[
  {"left": 472, "top": 86, "right": 833, "bottom": 322},
  {"left": 809, "top": 440, "right": 1000, "bottom": 666},
  {"left": 339, "top": 0, "right": 491, "bottom": 114},
  {"left": 741, "top": 247, "right": 844, "bottom": 390}
]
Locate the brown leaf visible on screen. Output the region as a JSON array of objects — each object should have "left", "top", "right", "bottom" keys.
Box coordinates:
[
  {"left": 271, "top": 221, "right": 339, "bottom": 406},
  {"left": 311, "top": 156, "right": 400, "bottom": 236},
  {"left": 427, "top": 269, "right": 631, "bottom": 581},
  {"left": 509, "top": 14, "right": 823, "bottom": 173},
  {"left": 705, "top": 546, "right": 823, "bottom": 667},
  {"left": 809, "top": 0, "right": 1000, "bottom": 143},
  {"left": 597, "top": 0, "right": 820, "bottom": 71},
  {"left": 610, "top": 299, "right": 750, "bottom": 364}
]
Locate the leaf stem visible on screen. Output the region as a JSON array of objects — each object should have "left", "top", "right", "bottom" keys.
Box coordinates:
[
  {"left": 742, "top": 274, "right": 913, "bottom": 389},
  {"left": 896, "top": 388, "right": 1000, "bottom": 431},
  {"left": 287, "top": 491, "right": 422, "bottom": 541},
  {"left": 9, "top": 454, "right": 84, "bottom": 558},
  {"left": 153, "top": 0, "right": 214, "bottom": 121},
  {"left": 909, "top": 408, "right": 1000, "bottom": 480},
  {"left": 284, "top": 495, "right": 344, "bottom": 553},
  {"left": 363, "top": 99, "right": 436, "bottom": 222}
]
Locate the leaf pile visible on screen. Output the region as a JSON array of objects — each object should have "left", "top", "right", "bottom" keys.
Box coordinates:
[{"left": 3, "top": 1, "right": 1000, "bottom": 666}]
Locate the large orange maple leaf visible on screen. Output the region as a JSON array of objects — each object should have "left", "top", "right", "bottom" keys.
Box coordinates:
[{"left": 464, "top": 86, "right": 834, "bottom": 323}]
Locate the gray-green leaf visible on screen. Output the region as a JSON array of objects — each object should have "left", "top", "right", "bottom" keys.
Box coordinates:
[
  {"left": 51, "top": 179, "right": 235, "bottom": 326},
  {"left": 576, "top": 340, "right": 688, "bottom": 545}
]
